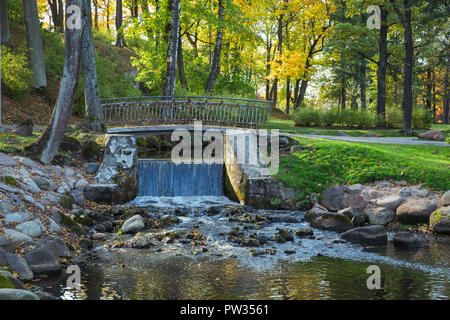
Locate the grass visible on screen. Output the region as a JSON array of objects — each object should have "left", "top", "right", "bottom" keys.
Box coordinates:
[
  {"left": 0, "top": 132, "right": 37, "bottom": 154},
  {"left": 276, "top": 137, "right": 450, "bottom": 207},
  {"left": 264, "top": 115, "right": 450, "bottom": 138}
]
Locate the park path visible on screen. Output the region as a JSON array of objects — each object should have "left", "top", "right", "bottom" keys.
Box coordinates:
[{"left": 292, "top": 134, "right": 449, "bottom": 147}]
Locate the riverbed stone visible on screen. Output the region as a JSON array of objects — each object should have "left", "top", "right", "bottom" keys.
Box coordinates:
[
  {"left": 274, "top": 228, "right": 294, "bottom": 243},
  {"left": 341, "top": 225, "right": 387, "bottom": 245},
  {"left": 4, "top": 229, "right": 33, "bottom": 244},
  {"left": 396, "top": 199, "right": 438, "bottom": 225},
  {"left": 320, "top": 185, "right": 345, "bottom": 211},
  {"left": 342, "top": 194, "right": 367, "bottom": 210},
  {"left": 5, "top": 211, "right": 32, "bottom": 225},
  {"left": 84, "top": 184, "right": 118, "bottom": 203},
  {"left": 429, "top": 206, "right": 450, "bottom": 235},
  {"left": 21, "top": 179, "right": 41, "bottom": 194},
  {"left": 365, "top": 207, "right": 395, "bottom": 225},
  {"left": 305, "top": 203, "right": 329, "bottom": 222},
  {"left": 393, "top": 232, "right": 423, "bottom": 249},
  {"left": 0, "top": 198, "right": 12, "bottom": 215},
  {"left": 122, "top": 215, "right": 145, "bottom": 233},
  {"left": 15, "top": 220, "right": 45, "bottom": 238},
  {"left": 31, "top": 177, "right": 57, "bottom": 192},
  {"left": 0, "top": 236, "right": 14, "bottom": 252},
  {"left": 23, "top": 247, "right": 61, "bottom": 275},
  {"left": 0, "top": 153, "right": 18, "bottom": 167},
  {"left": 36, "top": 236, "right": 71, "bottom": 258},
  {"left": 310, "top": 213, "right": 353, "bottom": 233},
  {"left": 0, "top": 288, "right": 40, "bottom": 300},
  {"left": 376, "top": 195, "right": 405, "bottom": 210},
  {"left": 399, "top": 187, "right": 412, "bottom": 197},
  {"left": 0, "top": 271, "right": 27, "bottom": 290},
  {"left": 131, "top": 233, "right": 154, "bottom": 249},
  {"left": 47, "top": 218, "right": 62, "bottom": 234},
  {"left": 86, "top": 163, "right": 100, "bottom": 174},
  {"left": 5, "top": 253, "right": 33, "bottom": 281},
  {"left": 75, "top": 179, "right": 89, "bottom": 191},
  {"left": 441, "top": 191, "right": 450, "bottom": 207}
]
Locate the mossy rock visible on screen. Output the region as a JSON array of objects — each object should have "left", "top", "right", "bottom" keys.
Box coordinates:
[
  {"left": 60, "top": 136, "right": 82, "bottom": 152},
  {"left": 73, "top": 213, "right": 95, "bottom": 227},
  {"left": 429, "top": 207, "right": 450, "bottom": 235},
  {"left": 0, "top": 274, "right": 14, "bottom": 289},
  {"left": 4, "top": 176, "right": 18, "bottom": 187},
  {"left": 59, "top": 195, "right": 74, "bottom": 210},
  {"left": 57, "top": 211, "right": 85, "bottom": 235},
  {"left": 136, "top": 138, "right": 148, "bottom": 148},
  {"left": 82, "top": 140, "right": 102, "bottom": 159}
]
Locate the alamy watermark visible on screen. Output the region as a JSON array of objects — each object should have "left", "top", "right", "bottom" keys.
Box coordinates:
[
  {"left": 367, "top": 5, "right": 381, "bottom": 30},
  {"left": 66, "top": 5, "right": 82, "bottom": 30},
  {"left": 366, "top": 265, "right": 382, "bottom": 290},
  {"left": 66, "top": 265, "right": 81, "bottom": 290},
  {"left": 170, "top": 121, "right": 280, "bottom": 176}
]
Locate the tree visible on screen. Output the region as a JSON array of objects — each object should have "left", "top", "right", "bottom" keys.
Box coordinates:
[
  {"left": 115, "top": 0, "right": 127, "bottom": 47},
  {"left": 23, "top": 0, "right": 48, "bottom": 91},
  {"left": 163, "top": 0, "right": 181, "bottom": 96},
  {"left": 205, "top": 0, "right": 225, "bottom": 93},
  {"left": 47, "top": 0, "right": 64, "bottom": 32},
  {"left": 0, "top": 0, "right": 10, "bottom": 45},
  {"left": 27, "top": 0, "right": 85, "bottom": 164},
  {"left": 82, "top": 0, "right": 105, "bottom": 132}
]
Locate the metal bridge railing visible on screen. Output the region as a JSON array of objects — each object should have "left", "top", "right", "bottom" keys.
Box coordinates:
[{"left": 101, "top": 96, "right": 273, "bottom": 127}]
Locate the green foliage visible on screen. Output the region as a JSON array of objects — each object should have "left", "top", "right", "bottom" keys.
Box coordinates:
[
  {"left": 294, "top": 107, "right": 322, "bottom": 127},
  {"left": 277, "top": 138, "right": 450, "bottom": 205},
  {"left": 0, "top": 46, "right": 32, "bottom": 100},
  {"left": 412, "top": 107, "right": 433, "bottom": 130},
  {"left": 384, "top": 106, "right": 403, "bottom": 129},
  {"left": 294, "top": 107, "right": 377, "bottom": 128}
]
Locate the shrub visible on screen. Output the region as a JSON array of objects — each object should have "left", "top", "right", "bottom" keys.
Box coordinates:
[
  {"left": 294, "top": 107, "right": 322, "bottom": 127},
  {"left": 412, "top": 107, "right": 433, "bottom": 130},
  {"left": 1, "top": 46, "right": 32, "bottom": 100},
  {"left": 385, "top": 107, "right": 403, "bottom": 129},
  {"left": 321, "top": 109, "right": 336, "bottom": 126}
]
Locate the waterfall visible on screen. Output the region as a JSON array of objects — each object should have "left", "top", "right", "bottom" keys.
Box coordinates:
[{"left": 137, "top": 159, "right": 223, "bottom": 197}]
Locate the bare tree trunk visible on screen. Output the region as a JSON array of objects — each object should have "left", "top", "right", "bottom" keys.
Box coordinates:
[
  {"left": 377, "top": 6, "right": 388, "bottom": 122},
  {"left": 205, "top": 0, "right": 224, "bottom": 93},
  {"left": 47, "top": 0, "right": 64, "bottom": 32},
  {"left": 0, "top": 0, "right": 10, "bottom": 45},
  {"left": 443, "top": 53, "right": 449, "bottom": 124},
  {"left": 425, "top": 68, "right": 432, "bottom": 110},
  {"left": 360, "top": 58, "right": 367, "bottom": 110},
  {"left": 82, "top": 0, "right": 105, "bottom": 132},
  {"left": 93, "top": 0, "right": 99, "bottom": 30},
  {"left": 340, "top": 78, "right": 346, "bottom": 109},
  {"left": 163, "top": 0, "right": 180, "bottom": 96},
  {"left": 286, "top": 77, "right": 290, "bottom": 114},
  {"left": 177, "top": 30, "right": 188, "bottom": 90},
  {"left": 115, "top": 0, "right": 127, "bottom": 47},
  {"left": 106, "top": 0, "right": 110, "bottom": 31},
  {"left": 23, "top": 0, "right": 47, "bottom": 91},
  {"left": 265, "top": 37, "right": 272, "bottom": 101},
  {"left": 28, "top": 0, "right": 85, "bottom": 164}
]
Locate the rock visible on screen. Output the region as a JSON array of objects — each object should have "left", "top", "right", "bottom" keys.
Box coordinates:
[
  {"left": 293, "top": 228, "right": 314, "bottom": 238},
  {"left": 0, "top": 271, "right": 26, "bottom": 290},
  {"left": 56, "top": 186, "right": 70, "bottom": 195},
  {"left": 344, "top": 184, "right": 363, "bottom": 194},
  {"left": 416, "top": 189, "right": 430, "bottom": 198},
  {"left": 310, "top": 192, "right": 319, "bottom": 204},
  {"left": 274, "top": 228, "right": 294, "bottom": 243},
  {"left": 441, "top": 191, "right": 450, "bottom": 207},
  {"left": 59, "top": 195, "right": 74, "bottom": 210},
  {"left": 310, "top": 213, "right": 353, "bottom": 233},
  {"left": 12, "top": 119, "right": 33, "bottom": 137},
  {"left": 131, "top": 233, "right": 154, "bottom": 249},
  {"left": 23, "top": 195, "right": 35, "bottom": 205},
  {"left": 0, "top": 289, "right": 40, "bottom": 300},
  {"left": 74, "top": 179, "right": 89, "bottom": 191},
  {"left": 365, "top": 207, "right": 395, "bottom": 225},
  {"left": 47, "top": 218, "right": 62, "bottom": 234},
  {"left": 399, "top": 187, "right": 412, "bottom": 197},
  {"left": 93, "top": 224, "right": 107, "bottom": 233},
  {"left": 91, "top": 233, "right": 106, "bottom": 240},
  {"left": 320, "top": 185, "right": 345, "bottom": 211},
  {"left": 0, "top": 153, "right": 18, "bottom": 167},
  {"left": 5, "top": 253, "right": 33, "bottom": 281},
  {"left": 31, "top": 176, "right": 57, "bottom": 192},
  {"left": 290, "top": 145, "right": 301, "bottom": 154},
  {"left": 0, "top": 182, "right": 19, "bottom": 194},
  {"left": 16, "top": 157, "right": 38, "bottom": 169},
  {"left": 15, "top": 219, "right": 45, "bottom": 238},
  {"left": 393, "top": 232, "right": 423, "bottom": 249},
  {"left": 5, "top": 211, "right": 32, "bottom": 225},
  {"left": 342, "top": 194, "right": 367, "bottom": 210},
  {"left": 337, "top": 207, "right": 355, "bottom": 218},
  {"left": 122, "top": 215, "right": 145, "bottom": 233},
  {"left": 56, "top": 212, "right": 85, "bottom": 235},
  {"left": 4, "top": 229, "right": 33, "bottom": 244},
  {"left": 36, "top": 236, "right": 71, "bottom": 258},
  {"left": 21, "top": 179, "right": 41, "bottom": 194},
  {"left": 418, "top": 130, "right": 444, "bottom": 141},
  {"left": 69, "top": 190, "right": 85, "bottom": 208},
  {"left": 0, "top": 198, "right": 12, "bottom": 215},
  {"left": 332, "top": 238, "right": 347, "bottom": 244},
  {"left": 82, "top": 140, "right": 102, "bottom": 160},
  {"left": 305, "top": 203, "right": 329, "bottom": 222},
  {"left": 23, "top": 247, "right": 61, "bottom": 275},
  {"left": 376, "top": 181, "right": 392, "bottom": 188},
  {"left": 396, "top": 199, "right": 438, "bottom": 225},
  {"left": 351, "top": 213, "right": 367, "bottom": 227},
  {"left": 65, "top": 177, "right": 76, "bottom": 189},
  {"left": 63, "top": 168, "right": 75, "bottom": 177},
  {"left": 79, "top": 238, "right": 93, "bottom": 250},
  {"left": 429, "top": 207, "right": 450, "bottom": 235},
  {"left": 84, "top": 184, "right": 118, "bottom": 203},
  {"left": 341, "top": 225, "right": 387, "bottom": 246},
  {"left": 86, "top": 163, "right": 99, "bottom": 175},
  {"left": 0, "top": 236, "right": 14, "bottom": 252},
  {"left": 376, "top": 195, "right": 405, "bottom": 210}
]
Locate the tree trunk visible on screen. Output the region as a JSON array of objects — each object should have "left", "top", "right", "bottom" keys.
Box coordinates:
[
  {"left": 115, "top": 0, "right": 127, "bottom": 47},
  {"left": 271, "top": 14, "right": 284, "bottom": 106},
  {"left": 443, "top": 53, "right": 449, "bottom": 124},
  {"left": 425, "top": 68, "right": 432, "bottom": 111},
  {"left": 106, "top": 0, "right": 110, "bottom": 31},
  {"left": 163, "top": 0, "right": 180, "bottom": 96},
  {"left": 177, "top": 30, "right": 188, "bottom": 90},
  {"left": 340, "top": 78, "right": 346, "bottom": 109},
  {"left": 82, "top": 0, "right": 105, "bottom": 132},
  {"left": 377, "top": 6, "right": 388, "bottom": 122},
  {"left": 286, "top": 77, "right": 290, "bottom": 114},
  {"left": 205, "top": 0, "right": 224, "bottom": 93},
  {"left": 360, "top": 58, "right": 367, "bottom": 110},
  {"left": 0, "top": 0, "right": 10, "bottom": 45},
  {"left": 265, "top": 37, "right": 272, "bottom": 101},
  {"left": 93, "top": 0, "right": 99, "bottom": 30},
  {"left": 47, "top": 0, "right": 64, "bottom": 32},
  {"left": 23, "top": 0, "right": 47, "bottom": 90},
  {"left": 28, "top": 0, "right": 84, "bottom": 164}
]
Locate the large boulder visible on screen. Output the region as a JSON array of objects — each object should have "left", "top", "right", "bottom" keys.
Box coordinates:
[
  {"left": 376, "top": 195, "right": 406, "bottom": 211},
  {"left": 23, "top": 247, "right": 61, "bottom": 275},
  {"left": 84, "top": 184, "right": 118, "bottom": 203},
  {"left": 365, "top": 207, "right": 395, "bottom": 225},
  {"left": 320, "top": 185, "right": 345, "bottom": 211},
  {"left": 5, "top": 211, "right": 32, "bottom": 225},
  {"left": 341, "top": 225, "right": 387, "bottom": 246},
  {"left": 0, "top": 153, "right": 18, "bottom": 167},
  {"left": 122, "top": 215, "right": 145, "bottom": 234},
  {"left": 94, "top": 135, "right": 137, "bottom": 203},
  {"left": 396, "top": 199, "right": 438, "bottom": 225},
  {"left": 4, "top": 229, "right": 32, "bottom": 244},
  {"left": 393, "top": 232, "right": 423, "bottom": 249},
  {"left": 15, "top": 220, "right": 45, "bottom": 238},
  {"left": 342, "top": 194, "right": 367, "bottom": 210},
  {"left": 418, "top": 130, "right": 444, "bottom": 141},
  {"left": 441, "top": 190, "right": 450, "bottom": 207},
  {"left": 31, "top": 177, "right": 57, "bottom": 192},
  {"left": 310, "top": 213, "right": 353, "bottom": 233},
  {"left": 0, "top": 289, "right": 40, "bottom": 300},
  {"left": 36, "top": 236, "right": 72, "bottom": 258},
  {"left": 429, "top": 206, "right": 450, "bottom": 235},
  {"left": 5, "top": 253, "right": 33, "bottom": 281},
  {"left": 305, "top": 203, "right": 329, "bottom": 222}
]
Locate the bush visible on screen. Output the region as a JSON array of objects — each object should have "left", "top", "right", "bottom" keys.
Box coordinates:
[
  {"left": 412, "top": 107, "right": 433, "bottom": 130},
  {"left": 1, "top": 46, "right": 32, "bottom": 100},
  {"left": 295, "top": 107, "right": 377, "bottom": 128},
  {"left": 294, "top": 107, "right": 322, "bottom": 127},
  {"left": 385, "top": 107, "right": 403, "bottom": 129}
]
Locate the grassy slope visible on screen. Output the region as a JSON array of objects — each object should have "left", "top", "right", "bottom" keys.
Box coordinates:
[{"left": 276, "top": 137, "right": 450, "bottom": 206}]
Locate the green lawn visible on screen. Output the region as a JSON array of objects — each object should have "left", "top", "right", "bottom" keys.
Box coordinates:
[
  {"left": 276, "top": 137, "right": 450, "bottom": 207},
  {"left": 264, "top": 115, "right": 450, "bottom": 138}
]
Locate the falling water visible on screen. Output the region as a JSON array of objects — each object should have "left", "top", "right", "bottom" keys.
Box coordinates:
[{"left": 137, "top": 159, "right": 224, "bottom": 197}]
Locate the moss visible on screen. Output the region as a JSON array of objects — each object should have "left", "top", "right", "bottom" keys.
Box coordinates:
[
  {"left": 57, "top": 211, "right": 85, "bottom": 235},
  {"left": 0, "top": 274, "right": 14, "bottom": 289},
  {"left": 4, "top": 176, "right": 18, "bottom": 186},
  {"left": 59, "top": 195, "right": 74, "bottom": 210},
  {"left": 430, "top": 208, "right": 449, "bottom": 226},
  {"left": 322, "top": 213, "right": 352, "bottom": 224},
  {"left": 73, "top": 213, "right": 95, "bottom": 227},
  {"left": 82, "top": 140, "right": 102, "bottom": 159}
]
